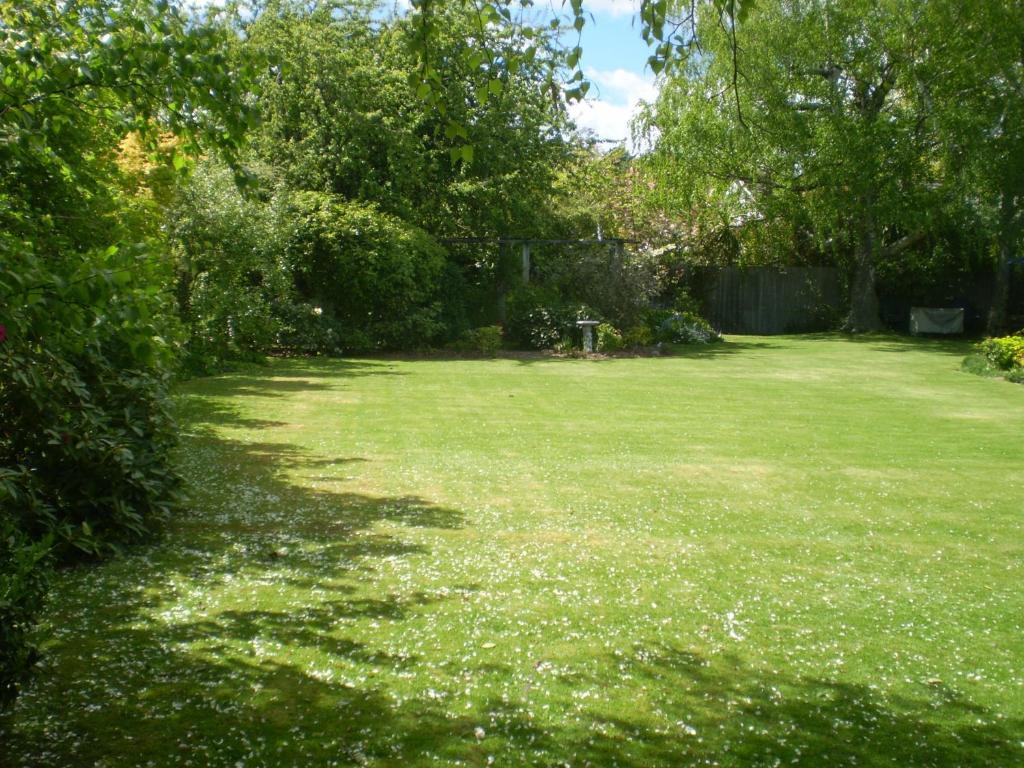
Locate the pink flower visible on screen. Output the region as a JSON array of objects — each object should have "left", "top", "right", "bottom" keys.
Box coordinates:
[{"left": 0, "top": 324, "right": 6, "bottom": 343}]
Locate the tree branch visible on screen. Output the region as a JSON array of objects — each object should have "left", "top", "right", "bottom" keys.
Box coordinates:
[{"left": 880, "top": 230, "right": 926, "bottom": 258}]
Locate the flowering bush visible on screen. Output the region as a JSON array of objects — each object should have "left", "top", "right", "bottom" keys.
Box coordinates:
[
  {"left": 656, "top": 311, "right": 722, "bottom": 345},
  {"left": 979, "top": 335, "right": 1024, "bottom": 371}
]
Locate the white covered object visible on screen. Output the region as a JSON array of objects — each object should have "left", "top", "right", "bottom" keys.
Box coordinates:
[{"left": 910, "top": 307, "right": 964, "bottom": 335}]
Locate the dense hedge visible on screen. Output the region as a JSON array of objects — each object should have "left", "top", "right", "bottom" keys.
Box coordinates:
[
  {"left": 0, "top": 246, "right": 183, "bottom": 705},
  {"left": 285, "top": 193, "right": 448, "bottom": 351},
  {"left": 172, "top": 168, "right": 451, "bottom": 360}
]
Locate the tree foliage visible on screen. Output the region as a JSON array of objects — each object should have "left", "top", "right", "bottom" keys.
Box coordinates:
[
  {"left": 172, "top": 1, "right": 588, "bottom": 359},
  {"left": 246, "top": 1, "right": 572, "bottom": 237},
  {"left": 641, "top": 0, "right": 1022, "bottom": 331}
]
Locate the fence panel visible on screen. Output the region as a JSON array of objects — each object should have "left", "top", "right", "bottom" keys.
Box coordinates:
[{"left": 703, "top": 267, "right": 841, "bottom": 334}]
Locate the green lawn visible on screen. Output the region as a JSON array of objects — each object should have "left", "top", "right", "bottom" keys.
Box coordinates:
[{"left": 4, "top": 335, "right": 1024, "bottom": 767}]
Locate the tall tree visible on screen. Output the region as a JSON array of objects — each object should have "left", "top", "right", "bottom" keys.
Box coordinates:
[
  {"left": 643, "top": 0, "right": 949, "bottom": 330},
  {"left": 245, "top": 1, "right": 571, "bottom": 238},
  {"left": 923, "top": 0, "right": 1024, "bottom": 334}
]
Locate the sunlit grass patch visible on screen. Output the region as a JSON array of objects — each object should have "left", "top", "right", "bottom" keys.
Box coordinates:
[{"left": 4, "top": 335, "right": 1024, "bottom": 767}]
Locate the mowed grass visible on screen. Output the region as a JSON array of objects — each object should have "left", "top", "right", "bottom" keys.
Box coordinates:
[{"left": 4, "top": 335, "right": 1024, "bottom": 767}]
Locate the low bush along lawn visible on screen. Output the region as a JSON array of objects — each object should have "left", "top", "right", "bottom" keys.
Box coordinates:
[{"left": 4, "top": 335, "right": 1023, "bottom": 767}]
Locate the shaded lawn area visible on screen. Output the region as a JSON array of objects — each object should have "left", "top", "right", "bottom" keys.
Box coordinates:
[{"left": 3, "top": 335, "right": 1024, "bottom": 767}]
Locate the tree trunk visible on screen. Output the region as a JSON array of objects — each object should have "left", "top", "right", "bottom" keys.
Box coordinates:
[
  {"left": 847, "top": 206, "right": 884, "bottom": 332},
  {"left": 987, "top": 188, "right": 1017, "bottom": 336}
]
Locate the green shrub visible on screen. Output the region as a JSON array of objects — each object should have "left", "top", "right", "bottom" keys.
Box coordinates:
[
  {"left": 0, "top": 515, "right": 51, "bottom": 710},
  {"left": 596, "top": 323, "right": 623, "bottom": 352},
  {"left": 453, "top": 325, "right": 504, "bottom": 355},
  {"left": 174, "top": 171, "right": 450, "bottom": 359},
  {"left": 979, "top": 336, "right": 1024, "bottom": 370},
  {"left": 0, "top": 248, "right": 183, "bottom": 554},
  {"left": 0, "top": 246, "right": 182, "bottom": 552},
  {"left": 1, "top": 245, "right": 183, "bottom": 709},
  {"left": 960, "top": 353, "right": 1001, "bottom": 379},
  {"left": 505, "top": 285, "right": 562, "bottom": 349},
  {"left": 172, "top": 163, "right": 292, "bottom": 367},
  {"left": 672, "top": 288, "right": 703, "bottom": 316},
  {"left": 520, "top": 307, "right": 565, "bottom": 349},
  {"left": 506, "top": 285, "right": 603, "bottom": 350},
  {"left": 642, "top": 308, "right": 676, "bottom": 336},
  {"left": 1006, "top": 367, "right": 1024, "bottom": 384},
  {"left": 622, "top": 324, "right": 655, "bottom": 348},
  {"left": 275, "top": 302, "right": 342, "bottom": 356},
  {"left": 464, "top": 326, "right": 504, "bottom": 356},
  {"left": 285, "top": 192, "right": 447, "bottom": 351}
]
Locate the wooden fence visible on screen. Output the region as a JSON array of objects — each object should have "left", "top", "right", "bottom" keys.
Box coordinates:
[{"left": 702, "top": 267, "right": 842, "bottom": 335}]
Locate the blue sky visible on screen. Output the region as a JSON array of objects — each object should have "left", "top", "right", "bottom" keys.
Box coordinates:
[{"left": 567, "top": 1, "right": 659, "bottom": 149}]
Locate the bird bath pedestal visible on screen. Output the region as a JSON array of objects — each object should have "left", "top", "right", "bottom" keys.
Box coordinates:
[{"left": 576, "top": 320, "right": 600, "bottom": 353}]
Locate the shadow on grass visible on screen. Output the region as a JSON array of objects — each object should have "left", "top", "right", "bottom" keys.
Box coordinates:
[
  {"left": 182, "top": 358, "right": 408, "bottom": 400},
  {"left": 574, "top": 645, "right": 1024, "bottom": 768},
  {"left": 663, "top": 339, "right": 776, "bottom": 359},
  {"left": 5, "top": 368, "right": 1022, "bottom": 767},
  {"left": 819, "top": 332, "right": 977, "bottom": 357},
  {"left": 500, "top": 339, "right": 777, "bottom": 366}
]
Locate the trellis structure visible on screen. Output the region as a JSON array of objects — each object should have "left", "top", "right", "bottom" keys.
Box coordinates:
[{"left": 438, "top": 237, "right": 635, "bottom": 285}]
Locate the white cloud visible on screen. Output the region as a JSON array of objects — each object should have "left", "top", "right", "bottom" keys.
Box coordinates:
[
  {"left": 568, "top": 67, "right": 657, "bottom": 149},
  {"left": 581, "top": 0, "right": 642, "bottom": 18},
  {"left": 586, "top": 67, "right": 657, "bottom": 104}
]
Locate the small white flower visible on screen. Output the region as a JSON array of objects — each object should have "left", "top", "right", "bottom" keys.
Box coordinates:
[
  {"left": 311, "top": 306, "right": 323, "bottom": 316},
  {"left": 474, "top": 727, "right": 486, "bottom": 740}
]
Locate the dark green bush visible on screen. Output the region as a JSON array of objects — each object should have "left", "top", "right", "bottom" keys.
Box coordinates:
[
  {"left": 643, "top": 308, "right": 676, "bottom": 336},
  {"left": 506, "top": 285, "right": 601, "bottom": 350},
  {"left": 1, "top": 245, "right": 183, "bottom": 710},
  {"left": 284, "top": 192, "right": 447, "bottom": 351},
  {"left": 274, "top": 302, "right": 343, "bottom": 355},
  {"left": 505, "top": 285, "right": 563, "bottom": 349},
  {"left": 459, "top": 326, "right": 504, "bottom": 356},
  {"left": 0, "top": 514, "right": 51, "bottom": 709},
  {"left": 451, "top": 325, "right": 504, "bottom": 355},
  {"left": 671, "top": 288, "right": 704, "bottom": 316},
  {"left": 528, "top": 243, "right": 657, "bottom": 330},
  {"left": 1, "top": 247, "right": 183, "bottom": 555}
]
